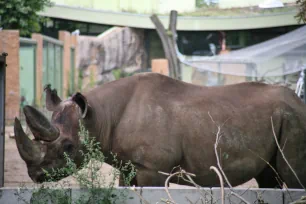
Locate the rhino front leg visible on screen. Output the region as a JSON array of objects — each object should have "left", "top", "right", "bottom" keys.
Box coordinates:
[{"left": 135, "top": 168, "right": 167, "bottom": 187}]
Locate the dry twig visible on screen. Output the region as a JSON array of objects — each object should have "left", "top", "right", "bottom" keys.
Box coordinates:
[
  {"left": 209, "top": 112, "right": 251, "bottom": 204},
  {"left": 159, "top": 170, "right": 197, "bottom": 204},
  {"left": 210, "top": 166, "right": 224, "bottom": 204}
]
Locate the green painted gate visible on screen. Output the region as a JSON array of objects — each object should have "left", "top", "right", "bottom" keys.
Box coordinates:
[
  {"left": 43, "top": 36, "right": 63, "bottom": 100},
  {"left": 19, "top": 38, "right": 36, "bottom": 106},
  {"left": 70, "top": 47, "right": 75, "bottom": 95}
]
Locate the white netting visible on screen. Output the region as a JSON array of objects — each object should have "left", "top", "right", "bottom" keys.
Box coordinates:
[{"left": 177, "top": 25, "right": 306, "bottom": 79}]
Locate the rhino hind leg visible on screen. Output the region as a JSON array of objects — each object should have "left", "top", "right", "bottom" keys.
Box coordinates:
[
  {"left": 255, "top": 153, "right": 282, "bottom": 188},
  {"left": 276, "top": 112, "right": 306, "bottom": 189},
  {"left": 134, "top": 167, "right": 167, "bottom": 187}
]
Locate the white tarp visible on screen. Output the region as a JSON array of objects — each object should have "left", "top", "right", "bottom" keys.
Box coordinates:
[{"left": 178, "top": 25, "right": 306, "bottom": 78}]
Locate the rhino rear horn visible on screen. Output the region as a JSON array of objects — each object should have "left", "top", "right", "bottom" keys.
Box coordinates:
[
  {"left": 14, "top": 118, "right": 45, "bottom": 163},
  {"left": 44, "top": 84, "right": 62, "bottom": 111},
  {"left": 23, "top": 105, "right": 59, "bottom": 141}
]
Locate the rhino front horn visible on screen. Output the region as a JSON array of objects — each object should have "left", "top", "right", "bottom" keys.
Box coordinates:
[
  {"left": 23, "top": 105, "right": 59, "bottom": 141},
  {"left": 14, "top": 118, "right": 45, "bottom": 163}
]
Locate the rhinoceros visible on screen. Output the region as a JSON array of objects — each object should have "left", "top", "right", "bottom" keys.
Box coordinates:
[{"left": 14, "top": 73, "right": 306, "bottom": 188}]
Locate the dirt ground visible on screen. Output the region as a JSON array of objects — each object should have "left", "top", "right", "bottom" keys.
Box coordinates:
[{"left": 4, "top": 126, "right": 258, "bottom": 188}]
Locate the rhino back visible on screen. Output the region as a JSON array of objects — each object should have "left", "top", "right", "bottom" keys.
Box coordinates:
[{"left": 83, "top": 73, "right": 306, "bottom": 187}]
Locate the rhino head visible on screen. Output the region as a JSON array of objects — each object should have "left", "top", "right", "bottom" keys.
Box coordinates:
[{"left": 14, "top": 85, "right": 89, "bottom": 183}]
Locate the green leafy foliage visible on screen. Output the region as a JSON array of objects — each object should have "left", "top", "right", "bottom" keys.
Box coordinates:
[
  {"left": 0, "top": 0, "right": 53, "bottom": 36},
  {"left": 296, "top": 0, "right": 306, "bottom": 23},
  {"left": 15, "top": 121, "right": 136, "bottom": 203}
]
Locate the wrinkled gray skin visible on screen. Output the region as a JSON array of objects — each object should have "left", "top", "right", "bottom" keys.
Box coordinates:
[{"left": 14, "top": 73, "right": 306, "bottom": 188}]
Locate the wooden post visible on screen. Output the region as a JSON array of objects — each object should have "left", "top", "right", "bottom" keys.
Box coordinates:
[
  {"left": 150, "top": 10, "right": 180, "bottom": 80},
  {"left": 59, "top": 31, "right": 71, "bottom": 98},
  {"left": 150, "top": 14, "right": 175, "bottom": 78},
  {"left": 168, "top": 10, "right": 181, "bottom": 80},
  {"left": 32, "top": 34, "right": 43, "bottom": 106}
]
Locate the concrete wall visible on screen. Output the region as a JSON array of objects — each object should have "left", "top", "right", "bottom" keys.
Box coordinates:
[
  {"left": 51, "top": 0, "right": 296, "bottom": 12},
  {"left": 219, "top": 0, "right": 296, "bottom": 9},
  {"left": 0, "top": 187, "right": 305, "bottom": 204},
  {"left": 51, "top": 0, "right": 195, "bottom": 13}
]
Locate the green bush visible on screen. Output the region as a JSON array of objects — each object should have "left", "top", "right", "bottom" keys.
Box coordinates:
[
  {"left": 0, "top": 0, "right": 53, "bottom": 37},
  {"left": 15, "top": 121, "right": 136, "bottom": 204}
]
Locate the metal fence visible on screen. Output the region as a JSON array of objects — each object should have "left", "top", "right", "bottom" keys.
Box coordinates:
[
  {"left": 0, "top": 187, "right": 305, "bottom": 204},
  {"left": 0, "top": 52, "right": 7, "bottom": 187},
  {"left": 19, "top": 38, "right": 37, "bottom": 106},
  {"left": 70, "top": 46, "right": 75, "bottom": 95},
  {"left": 43, "top": 36, "right": 63, "bottom": 101}
]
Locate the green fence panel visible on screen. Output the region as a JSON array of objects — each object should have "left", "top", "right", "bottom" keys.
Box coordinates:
[
  {"left": 19, "top": 38, "right": 36, "bottom": 106},
  {"left": 55, "top": 45, "right": 63, "bottom": 97},
  {"left": 70, "top": 47, "right": 75, "bottom": 95},
  {"left": 43, "top": 42, "right": 48, "bottom": 91},
  {"left": 42, "top": 36, "right": 63, "bottom": 102},
  {"left": 48, "top": 43, "right": 55, "bottom": 89}
]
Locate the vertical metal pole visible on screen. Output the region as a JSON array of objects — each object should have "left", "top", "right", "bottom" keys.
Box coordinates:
[
  {"left": 33, "top": 44, "right": 37, "bottom": 106},
  {"left": 0, "top": 52, "right": 7, "bottom": 187},
  {"left": 303, "top": 69, "right": 306, "bottom": 104}
]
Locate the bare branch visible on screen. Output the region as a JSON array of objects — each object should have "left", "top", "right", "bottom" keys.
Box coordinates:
[
  {"left": 164, "top": 171, "right": 180, "bottom": 204},
  {"left": 209, "top": 113, "right": 251, "bottom": 204},
  {"left": 159, "top": 170, "right": 197, "bottom": 204},
  {"left": 159, "top": 169, "right": 214, "bottom": 204},
  {"left": 208, "top": 111, "right": 216, "bottom": 124},
  {"left": 210, "top": 166, "right": 224, "bottom": 204},
  {"left": 214, "top": 125, "right": 233, "bottom": 189},
  {"left": 271, "top": 117, "right": 306, "bottom": 190},
  {"left": 180, "top": 173, "right": 215, "bottom": 200},
  {"left": 246, "top": 148, "right": 283, "bottom": 187}
]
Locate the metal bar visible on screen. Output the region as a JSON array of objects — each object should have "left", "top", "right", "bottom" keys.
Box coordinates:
[
  {"left": 43, "top": 35, "right": 63, "bottom": 47},
  {"left": 19, "top": 37, "right": 37, "bottom": 45},
  {"left": 33, "top": 44, "right": 37, "bottom": 106},
  {"left": 0, "top": 52, "right": 7, "bottom": 187},
  {"left": 60, "top": 46, "right": 63, "bottom": 97},
  {"left": 304, "top": 69, "right": 306, "bottom": 104}
]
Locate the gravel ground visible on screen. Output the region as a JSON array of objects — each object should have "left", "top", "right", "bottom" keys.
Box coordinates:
[{"left": 4, "top": 126, "right": 258, "bottom": 188}]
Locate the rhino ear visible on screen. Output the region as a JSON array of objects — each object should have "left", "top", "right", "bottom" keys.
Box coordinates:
[
  {"left": 44, "top": 84, "right": 62, "bottom": 111},
  {"left": 71, "top": 92, "right": 88, "bottom": 118}
]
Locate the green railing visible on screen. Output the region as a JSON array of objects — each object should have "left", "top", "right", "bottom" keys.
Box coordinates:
[
  {"left": 19, "top": 37, "right": 37, "bottom": 106},
  {"left": 70, "top": 46, "right": 75, "bottom": 95},
  {"left": 42, "top": 36, "right": 63, "bottom": 99}
]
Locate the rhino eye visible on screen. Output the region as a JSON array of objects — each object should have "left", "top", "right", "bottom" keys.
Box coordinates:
[{"left": 63, "top": 141, "right": 74, "bottom": 153}]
